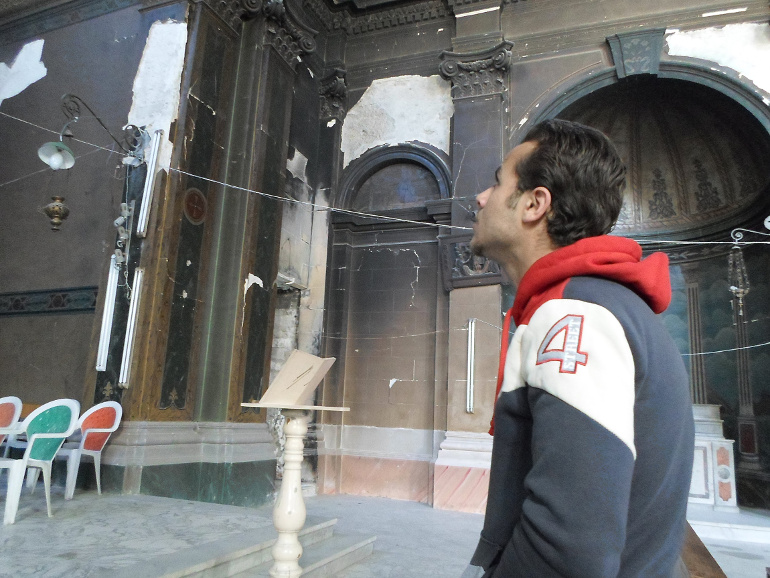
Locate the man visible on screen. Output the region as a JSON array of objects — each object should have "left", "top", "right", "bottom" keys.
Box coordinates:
[{"left": 463, "top": 119, "right": 694, "bottom": 577}]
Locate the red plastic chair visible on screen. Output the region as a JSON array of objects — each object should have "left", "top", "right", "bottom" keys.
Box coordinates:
[
  {"left": 58, "top": 401, "right": 122, "bottom": 499},
  {"left": 0, "top": 396, "right": 22, "bottom": 457}
]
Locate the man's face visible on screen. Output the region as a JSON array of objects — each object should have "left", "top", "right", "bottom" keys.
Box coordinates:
[{"left": 470, "top": 141, "right": 538, "bottom": 262}]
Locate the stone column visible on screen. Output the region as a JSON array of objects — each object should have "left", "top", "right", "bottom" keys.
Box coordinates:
[
  {"left": 686, "top": 282, "right": 708, "bottom": 405},
  {"left": 197, "top": 0, "right": 319, "bottom": 422},
  {"left": 734, "top": 294, "right": 761, "bottom": 469},
  {"left": 433, "top": 19, "right": 513, "bottom": 513}
]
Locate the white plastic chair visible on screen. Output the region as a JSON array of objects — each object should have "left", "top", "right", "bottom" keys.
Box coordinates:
[
  {"left": 0, "top": 399, "right": 80, "bottom": 524},
  {"left": 56, "top": 401, "right": 122, "bottom": 499}
]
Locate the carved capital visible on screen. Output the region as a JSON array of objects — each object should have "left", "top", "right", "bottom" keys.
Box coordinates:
[
  {"left": 319, "top": 68, "right": 348, "bottom": 121},
  {"left": 439, "top": 41, "right": 513, "bottom": 98},
  {"left": 240, "top": 0, "right": 317, "bottom": 68},
  {"left": 607, "top": 28, "right": 665, "bottom": 79}
]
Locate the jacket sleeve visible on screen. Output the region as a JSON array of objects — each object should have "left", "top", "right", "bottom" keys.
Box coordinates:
[{"left": 493, "top": 298, "right": 637, "bottom": 577}]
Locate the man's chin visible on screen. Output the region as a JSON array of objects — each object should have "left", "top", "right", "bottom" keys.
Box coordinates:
[{"left": 469, "top": 238, "right": 485, "bottom": 257}]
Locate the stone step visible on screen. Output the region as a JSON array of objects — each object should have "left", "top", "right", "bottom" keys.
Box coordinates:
[
  {"left": 242, "top": 532, "right": 377, "bottom": 577},
  {"left": 114, "top": 517, "right": 337, "bottom": 578},
  {"left": 179, "top": 518, "right": 338, "bottom": 578}
]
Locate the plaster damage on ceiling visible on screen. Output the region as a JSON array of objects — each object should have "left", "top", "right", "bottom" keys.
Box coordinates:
[
  {"left": 667, "top": 22, "right": 770, "bottom": 96},
  {"left": 0, "top": 39, "right": 46, "bottom": 107},
  {"left": 341, "top": 74, "right": 454, "bottom": 168}
]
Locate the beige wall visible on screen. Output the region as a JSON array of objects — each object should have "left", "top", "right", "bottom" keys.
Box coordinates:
[{"left": 447, "top": 285, "right": 502, "bottom": 434}]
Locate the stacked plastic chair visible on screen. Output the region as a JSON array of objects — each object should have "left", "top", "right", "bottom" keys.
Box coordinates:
[{"left": 0, "top": 399, "right": 79, "bottom": 524}]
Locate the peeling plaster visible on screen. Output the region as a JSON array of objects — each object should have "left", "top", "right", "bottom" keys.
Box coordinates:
[
  {"left": 0, "top": 39, "right": 46, "bottom": 108},
  {"left": 244, "top": 273, "right": 264, "bottom": 294},
  {"left": 341, "top": 75, "right": 453, "bottom": 168},
  {"left": 667, "top": 23, "right": 770, "bottom": 96},
  {"left": 287, "top": 149, "right": 308, "bottom": 181},
  {"left": 127, "top": 20, "right": 188, "bottom": 171}
]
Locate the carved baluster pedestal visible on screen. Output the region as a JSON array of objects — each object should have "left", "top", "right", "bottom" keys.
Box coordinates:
[{"left": 270, "top": 409, "right": 310, "bottom": 578}]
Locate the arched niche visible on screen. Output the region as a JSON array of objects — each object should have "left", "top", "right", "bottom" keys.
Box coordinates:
[
  {"left": 515, "top": 61, "right": 770, "bottom": 240},
  {"left": 336, "top": 143, "right": 451, "bottom": 216},
  {"left": 319, "top": 143, "right": 452, "bottom": 502}
]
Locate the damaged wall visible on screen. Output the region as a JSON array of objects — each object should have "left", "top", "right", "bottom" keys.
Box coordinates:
[
  {"left": 0, "top": 4, "right": 184, "bottom": 404},
  {"left": 127, "top": 19, "right": 188, "bottom": 174},
  {"left": 340, "top": 74, "right": 453, "bottom": 168},
  {"left": 270, "top": 56, "right": 331, "bottom": 384},
  {"left": 666, "top": 22, "right": 770, "bottom": 98}
]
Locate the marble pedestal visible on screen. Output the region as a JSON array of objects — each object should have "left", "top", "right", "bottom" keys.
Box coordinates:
[{"left": 690, "top": 404, "right": 738, "bottom": 511}]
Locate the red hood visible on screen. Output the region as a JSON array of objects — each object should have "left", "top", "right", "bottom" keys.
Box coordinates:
[{"left": 512, "top": 236, "right": 671, "bottom": 325}]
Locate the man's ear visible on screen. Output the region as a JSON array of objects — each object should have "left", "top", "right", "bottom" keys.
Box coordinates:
[{"left": 521, "top": 186, "right": 552, "bottom": 224}]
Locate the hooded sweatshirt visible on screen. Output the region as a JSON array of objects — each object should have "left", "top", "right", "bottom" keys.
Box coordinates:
[{"left": 470, "top": 236, "right": 694, "bottom": 578}]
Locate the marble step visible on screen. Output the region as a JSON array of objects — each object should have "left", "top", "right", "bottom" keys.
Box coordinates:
[
  {"left": 116, "top": 517, "right": 337, "bottom": 578},
  {"left": 243, "top": 532, "right": 378, "bottom": 577}
]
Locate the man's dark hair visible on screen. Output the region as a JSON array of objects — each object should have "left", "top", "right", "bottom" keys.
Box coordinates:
[{"left": 516, "top": 119, "right": 626, "bottom": 247}]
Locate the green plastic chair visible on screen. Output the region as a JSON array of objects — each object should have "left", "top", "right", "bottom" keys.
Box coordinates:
[{"left": 0, "top": 399, "right": 79, "bottom": 524}]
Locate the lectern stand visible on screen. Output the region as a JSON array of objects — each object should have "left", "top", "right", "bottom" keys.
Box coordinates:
[
  {"left": 241, "top": 350, "right": 346, "bottom": 578},
  {"left": 242, "top": 403, "right": 347, "bottom": 578}
]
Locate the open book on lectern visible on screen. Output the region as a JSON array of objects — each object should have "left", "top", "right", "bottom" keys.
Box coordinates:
[{"left": 258, "top": 349, "right": 336, "bottom": 406}]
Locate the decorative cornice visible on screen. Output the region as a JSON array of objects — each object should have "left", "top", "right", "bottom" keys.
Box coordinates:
[
  {"left": 0, "top": 0, "right": 139, "bottom": 46},
  {"left": 198, "top": 0, "right": 243, "bottom": 32},
  {"left": 303, "top": 0, "right": 450, "bottom": 36},
  {"left": 438, "top": 41, "right": 513, "bottom": 98},
  {"left": 319, "top": 68, "right": 348, "bottom": 121},
  {"left": 242, "top": 0, "right": 317, "bottom": 68}
]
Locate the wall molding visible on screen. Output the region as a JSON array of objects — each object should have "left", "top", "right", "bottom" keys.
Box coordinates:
[
  {"left": 435, "top": 430, "right": 492, "bottom": 468},
  {"left": 103, "top": 421, "right": 276, "bottom": 466},
  {"left": 320, "top": 424, "right": 444, "bottom": 461},
  {"left": 0, "top": 286, "right": 97, "bottom": 316}
]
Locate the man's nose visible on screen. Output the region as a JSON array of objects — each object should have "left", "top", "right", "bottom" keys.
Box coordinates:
[{"left": 476, "top": 188, "right": 491, "bottom": 209}]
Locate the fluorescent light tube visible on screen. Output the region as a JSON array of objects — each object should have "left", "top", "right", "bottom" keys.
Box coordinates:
[
  {"left": 119, "top": 268, "right": 144, "bottom": 386},
  {"left": 136, "top": 130, "right": 163, "bottom": 237},
  {"left": 96, "top": 254, "right": 120, "bottom": 371}
]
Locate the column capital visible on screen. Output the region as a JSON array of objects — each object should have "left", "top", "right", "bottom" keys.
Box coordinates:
[
  {"left": 438, "top": 41, "right": 513, "bottom": 99},
  {"left": 319, "top": 68, "right": 347, "bottom": 122},
  {"left": 240, "top": 0, "right": 318, "bottom": 69}
]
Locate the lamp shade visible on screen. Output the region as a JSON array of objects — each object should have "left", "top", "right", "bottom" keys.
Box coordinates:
[{"left": 37, "top": 141, "right": 75, "bottom": 170}]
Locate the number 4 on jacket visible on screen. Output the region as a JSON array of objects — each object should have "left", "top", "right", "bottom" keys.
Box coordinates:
[{"left": 536, "top": 314, "right": 588, "bottom": 374}]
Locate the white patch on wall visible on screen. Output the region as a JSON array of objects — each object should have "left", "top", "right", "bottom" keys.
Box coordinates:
[
  {"left": 0, "top": 39, "right": 47, "bottom": 108},
  {"left": 244, "top": 273, "right": 264, "bottom": 294},
  {"left": 287, "top": 149, "right": 308, "bottom": 181},
  {"left": 667, "top": 23, "right": 770, "bottom": 95},
  {"left": 341, "top": 75, "right": 453, "bottom": 168},
  {"left": 127, "top": 20, "right": 188, "bottom": 171}
]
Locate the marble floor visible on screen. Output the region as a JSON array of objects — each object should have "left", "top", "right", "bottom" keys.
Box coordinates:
[{"left": 0, "top": 479, "right": 769, "bottom": 577}]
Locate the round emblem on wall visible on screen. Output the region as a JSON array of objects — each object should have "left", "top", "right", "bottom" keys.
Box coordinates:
[{"left": 184, "top": 188, "right": 207, "bottom": 225}]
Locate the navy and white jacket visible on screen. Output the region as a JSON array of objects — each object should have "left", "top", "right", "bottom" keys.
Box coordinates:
[{"left": 469, "top": 236, "right": 694, "bottom": 578}]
